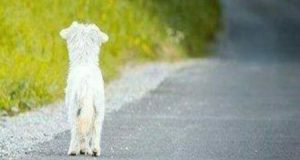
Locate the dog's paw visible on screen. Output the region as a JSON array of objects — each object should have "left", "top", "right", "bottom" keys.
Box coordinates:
[
  {"left": 68, "top": 147, "right": 80, "bottom": 156},
  {"left": 80, "top": 148, "right": 93, "bottom": 155},
  {"left": 92, "top": 147, "right": 101, "bottom": 157},
  {"left": 68, "top": 150, "right": 79, "bottom": 156}
]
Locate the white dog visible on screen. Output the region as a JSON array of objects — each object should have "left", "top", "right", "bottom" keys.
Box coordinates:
[{"left": 60, "top": 21, "right": 108, "bottom": 157}]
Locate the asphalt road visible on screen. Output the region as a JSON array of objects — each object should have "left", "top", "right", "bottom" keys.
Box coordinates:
[{"left": 21, "top": 0, "right": 300, "bottom": 159}]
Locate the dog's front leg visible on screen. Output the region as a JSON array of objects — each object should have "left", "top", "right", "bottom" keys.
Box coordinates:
[
  {"left": 68, "top": 125, "right": 80, "bottom": 156},
  {"left": 91, "top": 109, "right": 104, "bottom": 157},
  {"left": 80, "top": 134, "right": 93, "bottom": 155}
]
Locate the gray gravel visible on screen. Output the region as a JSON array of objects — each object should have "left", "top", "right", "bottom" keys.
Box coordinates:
[{"left": 0, "top": 61, "right": 192, "bottom": 159}]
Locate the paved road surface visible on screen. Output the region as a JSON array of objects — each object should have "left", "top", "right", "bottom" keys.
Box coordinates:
[{"left": 22, "top": 0, "right": 300, "bottom": 159}]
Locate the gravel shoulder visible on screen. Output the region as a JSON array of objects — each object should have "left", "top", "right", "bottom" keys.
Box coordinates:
[{"left": 0, "top": 60, "right": 194, "bottom": 159}]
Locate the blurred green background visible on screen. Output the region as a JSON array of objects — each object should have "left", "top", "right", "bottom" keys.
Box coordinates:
[{"left": 0, "top": 0, "right": 221, "bottom": 115}]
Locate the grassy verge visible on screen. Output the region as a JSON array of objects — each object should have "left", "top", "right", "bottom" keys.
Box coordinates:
[{"left": 0, "top": 0, "right": 221, "bottom": 115}]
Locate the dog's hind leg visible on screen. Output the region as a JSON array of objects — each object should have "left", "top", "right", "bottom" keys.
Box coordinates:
[
  {"left": 66, "top": 94, "right": 80, "bottom": 156},
  {"left": 68, "top": 127, "right": 80, "bottom": 156},
  {"left": 91, "top": 103, "right": 105, "bottom": 157}
]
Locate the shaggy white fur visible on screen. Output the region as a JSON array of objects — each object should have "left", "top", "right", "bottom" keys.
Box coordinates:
[{"left": 60, "top": 21, "right": 108, "bottom": 157}]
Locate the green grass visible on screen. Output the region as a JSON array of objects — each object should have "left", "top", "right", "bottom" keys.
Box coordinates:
[{"left": 0, "top": 0, "right": 221, "bottom": 115}]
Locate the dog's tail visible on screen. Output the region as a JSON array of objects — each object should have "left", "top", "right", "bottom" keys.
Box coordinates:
[{"left": 76, "top": 83, "right": 94, "bottom": 136}]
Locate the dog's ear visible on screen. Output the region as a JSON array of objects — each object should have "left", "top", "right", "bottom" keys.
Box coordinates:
[
  {"left": 60, "top": 21, "right": 79, "bottom": 40},
  {"left": 89, "top": 24, "right": 109, "bottom": 44},
  {"left": 99, "top": 30, "right": 109, "bottom": 43},
  {"left": 59, "top": 28, "right": 69, "bottom": 40}
]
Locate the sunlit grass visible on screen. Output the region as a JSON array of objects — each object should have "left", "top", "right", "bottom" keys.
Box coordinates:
[{"left": 0, "top": 0, "right": 220, "bottom": 115}]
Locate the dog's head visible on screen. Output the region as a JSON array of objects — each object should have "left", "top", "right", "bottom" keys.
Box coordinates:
[
  {"left": 60, "top": 21, "right": 109, "bottom": 46},
  {"left": 60, "top": 22, "right": 108, "bottom": 64}
]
